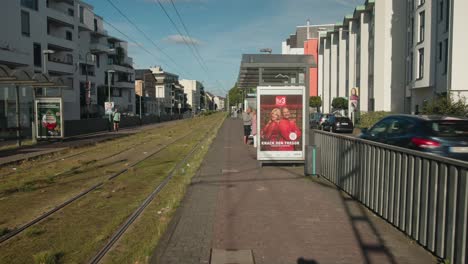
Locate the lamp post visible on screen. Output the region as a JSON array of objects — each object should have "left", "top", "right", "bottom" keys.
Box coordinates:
[
  {"left": 107, "top": 70, "right": 115, "bottom": 130},
  {"left": 42, "top": 50, "right": 55, "bottom": 97}
]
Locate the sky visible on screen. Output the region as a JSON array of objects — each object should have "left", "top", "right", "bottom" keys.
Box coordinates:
[{"left": 86, "top": 0, "right": 363, "bottom": 96}]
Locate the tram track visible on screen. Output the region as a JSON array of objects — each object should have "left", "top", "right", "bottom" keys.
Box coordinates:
[{"left": 0, "top": 121, "right": 205, "bottom": 245}]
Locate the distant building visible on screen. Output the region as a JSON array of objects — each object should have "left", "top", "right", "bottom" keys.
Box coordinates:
[
  {"left": 179, "top": 79, "right": 203, "bottom": 113},
  {"left": 135, "top": 69, "right": 159, "bottom": 115},
  {"left": 283, "top": 23, "right": 334, "bottom": 97},
  {"left": 214, "top": 96, "right": 225, "bottom": 111},
  {"left": 150, "top": 66, "right": 185, "bottom": 115}
]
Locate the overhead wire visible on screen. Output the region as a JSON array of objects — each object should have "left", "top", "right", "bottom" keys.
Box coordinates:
[{"left": 105, "top": 0, "right": 192, "bottom": 78}]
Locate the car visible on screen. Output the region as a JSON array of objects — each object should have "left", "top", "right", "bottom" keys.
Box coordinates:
[
  {"left": 310, "top": 113, "right": 323, "bottom": 129},
  {"left": 318, "top": 114, "right": 334, "bottom": 129},
  {"left": 359, "top": 115, "right": 468, "bottom": 161},
  {"left": 322, "top": 115, "right": 354, "bottom": 133}
]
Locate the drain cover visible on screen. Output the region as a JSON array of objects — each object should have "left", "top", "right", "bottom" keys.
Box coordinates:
[{"left": 210, "top": 249, "right": 254, "bottom": 264}]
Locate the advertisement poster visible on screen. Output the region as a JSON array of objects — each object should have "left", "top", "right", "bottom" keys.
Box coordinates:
[
  {"left": 350, "top": 87, "right": 359, "bottom": 112},
  {"left": 257, "top": 86, "right": 306, "bottom": 161},
  {"left": 105, "top": 102, "right": 114, "bottom": 115},
  {"left": 35, "top": 98, "right": 64, "bottom": 139}
]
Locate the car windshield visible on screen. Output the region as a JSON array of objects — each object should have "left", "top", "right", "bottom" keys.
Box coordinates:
[
  {"left": 430, "top": 121, "right": 468, "bottom": 137},
  {"left": 336, "top": 117, "right": 350, "bottom": 122}
]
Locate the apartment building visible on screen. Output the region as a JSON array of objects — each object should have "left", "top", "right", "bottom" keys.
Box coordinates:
[
  {"left": 0, "top": 0, "right": 135, "bottom": 126},
  {"left": 151, "top": 66, "right": 185, "bottom": 115},
  {"left": 213, "top": 96, "right": 225, "bottom": 111},
  {"left": 135, "top": 69, "right": 159, "bottom": 115},
  {"left": 282, "top": 23, "right": 334, "bottom": 97},
  {"left": 179, "top": 79, "right": 204, "bottom": 113},
  {"left": 318, "top": 0, "right": 468, "bottom": 115}
]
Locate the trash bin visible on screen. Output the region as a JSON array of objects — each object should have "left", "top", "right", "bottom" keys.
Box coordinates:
[{"left": 304, "top": 145, "right": 319, "bottom": 176}]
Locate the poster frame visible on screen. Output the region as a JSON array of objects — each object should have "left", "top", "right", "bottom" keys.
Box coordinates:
[
  {"left": 35, "top": 97, "right": 64, "bottom": 139},
  {"left": 256, "top": 86, "right": 307, "bottom": 162}
]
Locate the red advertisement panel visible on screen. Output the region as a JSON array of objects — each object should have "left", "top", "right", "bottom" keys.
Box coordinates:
[{"left": 259, "top": 94, "right": 303, "bottom": 152}]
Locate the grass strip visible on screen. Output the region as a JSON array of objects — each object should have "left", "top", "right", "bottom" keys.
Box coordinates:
[{"left": 0, "top": 113, "right": 224, "bottom": 263}]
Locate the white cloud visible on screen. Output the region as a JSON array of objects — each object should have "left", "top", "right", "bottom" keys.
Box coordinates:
[{"left": 163, "top": 34, "right": 203, "bottom": 45}]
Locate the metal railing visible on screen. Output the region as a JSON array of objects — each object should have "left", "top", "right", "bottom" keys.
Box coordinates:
[{"left": 313, "top": 130, "right": 468, "bottom": 264}]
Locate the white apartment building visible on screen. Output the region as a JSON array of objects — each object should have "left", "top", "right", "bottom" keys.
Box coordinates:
[
  {"left": 179, "top": 79, "right": 203, "bottom": 113},
  {"left": 318, "top": 0, "right": 468, "bottom": 115},
  {"left": 151, "top": 66, "right": 185, "bottom": 115},
  {"left": 0, "top": 0, "right": 135, "bottom": 125},
  {"left": 213, "top": 96, "right": 225, "bottom": 111}
]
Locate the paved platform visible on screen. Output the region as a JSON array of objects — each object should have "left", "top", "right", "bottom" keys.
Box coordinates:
[
  {"left": 0, "top": 120, "right": 182, "bottom": 166},
  {"left": 152, "top": 118, "right": 437, "bottom": 264}
]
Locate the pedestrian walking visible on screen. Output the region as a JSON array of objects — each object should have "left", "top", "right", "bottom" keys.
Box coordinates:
[
  {"left": 251, "top": 109, "right": 257, "bottom": 147},
  {"left": 113, "top": 108, "right": 121, "bottom": 131},
  {"left": 242, "top": 108, "right": 252, "bottom": 144}
]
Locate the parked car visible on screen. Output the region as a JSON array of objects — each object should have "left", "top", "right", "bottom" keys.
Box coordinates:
[
  {"left": 310, "top": 113, "right": 323, "bottom": 129},
  {"left": 359, "top": 115, "right": 468, "bottom": 161},
  {"left": 318, "top": 114, "right": 334, "bottom": 129},
  {"left": 322, "top": 115, "right": 354, "bottom": 133}
]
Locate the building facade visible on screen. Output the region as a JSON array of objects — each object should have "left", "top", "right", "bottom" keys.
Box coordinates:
[
  {"left": 283, "top": 23, "right": 334, "bottom": 98},
  {"left": 135, "top": 69, "right": 159, "bottom": 115},
  {"left": 318, "top": 0, "right": 468, "bottom": 115},
  {"left": 151, "top": 66, "right": 185, "bottom": 115},
  {"left": 179, "top": 79, "right": 203, "bottom": 113},
  {"left": 0, "top": 0, "right": 135, "bottom": 129}
]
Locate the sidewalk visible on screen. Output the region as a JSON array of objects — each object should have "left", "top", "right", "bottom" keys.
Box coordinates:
[
  {"left": 0, "top": 120, "right": 182, "bottom": 166},
  {"left": 152, "top": 118, "right": 437, "bottom": 264}
]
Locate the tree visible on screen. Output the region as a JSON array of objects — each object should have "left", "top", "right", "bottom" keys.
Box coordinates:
[
  {"left": 228, "top": 84, "right": 244, "bottom": 108},
  {"left": 309, "top": 96, "right": 322, "bottom": 112},
  {"left": 332, "top": 97, "right": 348, "bottom": 110},
  {"left": 422, "top": 93, "right": 468, "bottom": 117}
]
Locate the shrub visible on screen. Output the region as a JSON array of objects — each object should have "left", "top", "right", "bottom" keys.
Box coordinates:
[
  {"left": 33, "top": 251, "right": 62, "bottom": 264},
  {"left": 332, "top": 97, "right": 348, "bottom": 110},
  {"left": 422, "top": 94, "right": 468, "bottom": 117},
  {"left": 357, "top": 111, "right": 392, "bottom": 128}
]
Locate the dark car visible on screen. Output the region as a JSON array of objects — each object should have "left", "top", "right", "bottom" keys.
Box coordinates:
[
  {"left": 322, "top": 115, "right": 354, "bottom": 133},
  {"left": 359, "top": 115, "right": 468, "bottom": 161},
  {"left": 310, "top": 113, "right": 323, "bottom": 129}
]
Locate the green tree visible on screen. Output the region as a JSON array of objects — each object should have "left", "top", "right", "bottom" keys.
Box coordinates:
[
  {"left": 422, "top": 94, "right": 468, "bottom": 117},
  {"left": 228, "top": 84, "right": 244, "bottom": 108},
  {"left": 309, "top": 96, "right": 322, "bottom": 112},
  {"left": 332, "top": 97, "right": 348, "bottom": 110}
]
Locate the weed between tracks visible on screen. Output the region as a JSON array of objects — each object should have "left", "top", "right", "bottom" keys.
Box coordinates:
[
  {"left": 101, "top": 114, "right": 225, "bottom": 264},
  {"left": 0, "top": 113, "right": 225, "bottom": 263}
]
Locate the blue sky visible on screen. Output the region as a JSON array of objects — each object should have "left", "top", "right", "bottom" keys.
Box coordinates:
[{"left": 87, "top": 0, "right": 363, "bottom": 95}]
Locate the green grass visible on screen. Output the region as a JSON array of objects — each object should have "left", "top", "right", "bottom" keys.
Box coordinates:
[{"left": 0, "top": 113, "right": 224, "bottom": 263}]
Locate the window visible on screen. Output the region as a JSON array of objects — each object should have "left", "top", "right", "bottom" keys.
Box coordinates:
[
  {"left": 445, "top": 0, "right": 450, "bottom": 32},
  {"left": 387, "top": 119, "right": 415, "bottom": 137},
  {"left": 128, "top": 90, "right": 132, "bottom": 102},
  {"left": 33, "top": 43, "right": 41, "bottom": 67},
  {"left": 418, "top": 48, "right": 424, "bottom": 79},
  {"left": 439, "top": 1, "right": 444, "bottom": 22},
  {"left": 438, "top": 42, "right": 443, "bottom": 62},
  {"left": 79, "top": 6, "right": 84, "bottom": 23},
  {"left": 419, "top": 11, "right": 425, "bottom": 43},
  {"left": 94, "top": 19, "right": 98, "bottom": 32},
  {"left": 369, "top": 119, "right": 391, "bottom": 138},
  {"left": 96, "top": 54, "right": 100, "bottom": 68},
  {"left": 66, "top": 54, "right": 73, "bottom": 64},
  {"left": 21, "top": 0, "right": 38, "bottom": 11},
  {"left": 66, "top": 31, "right": 72, "bottom": 41},
  {"left": 68, "top": 8, "right": 74, "bottom": 17},
  {"left": 444, "top": 38, "right": 448, "bottom": 74},
  {"left": 410, "top": 18, "right": 414, "bottom": 46},
  {"left": 21, "top": 11, "right": 30, "bottom": 36},
  {"left": 409, "top": 52, "right": 414, "bottom": 82}
]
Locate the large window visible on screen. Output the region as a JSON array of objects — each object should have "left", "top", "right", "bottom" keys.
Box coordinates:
[
  {"left": 418, "top": 48, "right": 424, "bottom": 79},
  {"left": 33, "top": 43, "right": 41, "bottom": 67},
  {"left": 439, "top": 0, "right": 444, "bottom": 22},
  {"left": 21, "top": 0, "right": 38, "bottom": 11},
  {"left": 410, "top": 18, "right": 414, "bottom": 46},
  {"left": 21, "top": 11, "right": 30, "bottom": 36},
  {"left": 438, "top": 41, "right": 443, "bottom": 62},
  {"left": 445, "top": 0, "right": 450, "bottom": 32},
  {"left": 419, "top": 11, "right": 425, "bottom": 43},
  {"left": 79, "top": 6, "right": 84, "bottom": 23},
  {"left": 444, "top": 39, "right": 448, "bottom": 74},
  {"left": 66, "top": 31, "right": 72, "bottom": 41}
]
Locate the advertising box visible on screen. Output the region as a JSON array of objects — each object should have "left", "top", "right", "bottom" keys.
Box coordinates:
[
  {"left": 35, "top": 98, "right": 64, "bottom": 139},
  {"left": 257, "top": 86, "right": 306, "bottom": 162}
]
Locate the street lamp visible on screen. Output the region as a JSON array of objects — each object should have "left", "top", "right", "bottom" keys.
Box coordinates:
[
  {"left": 107, "top": 69, "right": 115, "bottom": 129},
  {"left": 42, "top": 50, "right": 55, "bottom": 97}
]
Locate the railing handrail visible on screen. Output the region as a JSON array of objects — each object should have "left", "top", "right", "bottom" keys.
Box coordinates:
[{"left": 312, "top": 129, "right": 468, "bottom": 168}]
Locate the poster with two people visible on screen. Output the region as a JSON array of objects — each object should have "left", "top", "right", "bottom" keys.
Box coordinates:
[{"left": 257, "top": 86, "right": 306, "bottom": 161}]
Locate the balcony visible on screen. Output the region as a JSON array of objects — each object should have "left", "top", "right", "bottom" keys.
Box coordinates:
[
  {"left": 47, "top": 57, "right": 74, "bottom": 74},
  {"left": 108, "top": 63, "right": 133, "bottom": 74},
  {"left": 47, "top": 35, "right": 75, "bottom": 51},
  {"left": 89, "top": 42, "right": 112, "bottom": 54},
  {"left": 46, "top": 7, "right": 75, "bottom": 27},
  {"left": 114, "top": 81, "right": 134, "bottom": 89}
]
